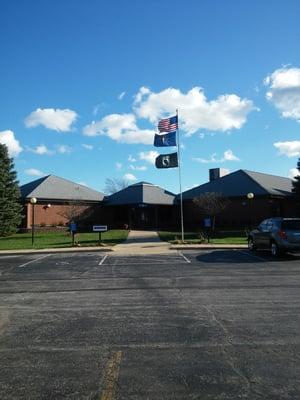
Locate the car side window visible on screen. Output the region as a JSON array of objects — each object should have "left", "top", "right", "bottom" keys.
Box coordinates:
[
  {"left": 259, "top": 220, "right": 268, "bottom": 231},
  {"left": 267, "top": 221, "right": 273, "bottom": 231}
]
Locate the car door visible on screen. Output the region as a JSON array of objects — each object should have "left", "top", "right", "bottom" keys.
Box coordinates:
[
  {"left": 262, "top": 220, "right": 274, "bottom": 248},
  {"left": 254, "top": 220, "right": 269, "bottom": 248}
]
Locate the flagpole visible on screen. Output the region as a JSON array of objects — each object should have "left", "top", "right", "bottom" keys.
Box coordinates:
[{"left": 176, "top": 109, "right": 185, "bottom": 242}]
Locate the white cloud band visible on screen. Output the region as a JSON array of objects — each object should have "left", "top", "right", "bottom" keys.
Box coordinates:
[
  {"left": 0, "top": 130, "right": 23, "bottom": 157},
  {"left": 25, "top": 108, "right": 77, "bottom": 132},
  {"left": 265, "top": 67, "right": 300, "bottom": 121}
]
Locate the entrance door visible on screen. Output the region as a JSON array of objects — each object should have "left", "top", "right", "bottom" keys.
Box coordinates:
[{"left": 130, "top": 207, "right": 155, "bottom": 230}]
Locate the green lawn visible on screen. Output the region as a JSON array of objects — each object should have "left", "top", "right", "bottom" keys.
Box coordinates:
[
  {"left": 158, "top": 231, "right": 248, "bottom": 245},
  {"left": 0, "top": 230, "right": 129, "bottom": 250}
]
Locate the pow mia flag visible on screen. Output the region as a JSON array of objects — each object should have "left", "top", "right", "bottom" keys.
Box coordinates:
[{"left": 155, "top": 152, "right": 178, "bottom": 169}]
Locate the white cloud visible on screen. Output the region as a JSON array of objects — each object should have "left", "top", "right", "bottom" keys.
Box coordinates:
[
  {"left": 25, "top": 108, "right": 77, "bottom": 132},
  {"left": 288, "top": 168, "right": 300, "bottom": 179},
  {"left": 139, "top": 150, "right": 159, "bottom": 164},
  {"left": 116, "top": 162, "right": 122, "bottom": 170},
  {"left": 83, "top": 113, "right": 155, "bottom": 145},
  {"left": 192, "top": 149, "right": 240, "bottom": 163},
  {"left": 264, "top": 67, "right": 300, "bottom": 121},
  {"left": 223, "top": 149, "right": 240, "bottom": 161},
  {"left": 30, "top": 144, "right": 53, "bottom": 155},
  {"left": 93, "top": 104, "right": 100, "bottom": 116},
  {"left": 82, "top": 144, "right": 93, "bottom": 150},
  {"left": 57, "top": 145, "right": 71, "bottom": 154},
  {"left": 134, "top": 86, "right": 256, "bottom": 135},
  {"left": 274, "top": 141, "right": 300, "bottom": 157},
  {"left": 124, "top": 173, "right": 137, "bottom": 182},
  {"left": 129, "top": 164, "right": 147, "bottom": 171},
  {"left": 24, "top": 168, "right": 46, "bottom": 177},
  {"left": 77, "top": 181, "right": 88, "bottom": 186},
  {"left": 0, "top": 130, "right": 23, "bottom": 157},
  {"left": 128, "top": 155, "right": 136, "bottom": 162},
  {"left": 118, "top": 91, "right": 126, "bottom": 100}
]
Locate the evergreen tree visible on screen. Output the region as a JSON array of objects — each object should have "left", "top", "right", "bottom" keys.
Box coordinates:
[
  {"left": 292, "top": 158, "right": 300, "bottom": 195},
  {"left": 0, "top": 144, "right": 23, "bottom": 236}
]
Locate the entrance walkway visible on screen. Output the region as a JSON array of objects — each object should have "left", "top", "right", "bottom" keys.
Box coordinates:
[{"left": 113, "top": 230, "right": 173, "bottom": 254}]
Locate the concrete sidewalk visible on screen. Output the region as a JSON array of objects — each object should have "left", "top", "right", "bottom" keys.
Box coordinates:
[{"left": 112, "top": 230, "right": 174, "bottom": 254}]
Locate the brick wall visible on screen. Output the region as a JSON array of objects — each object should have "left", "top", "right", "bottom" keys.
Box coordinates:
[{"left": 24, "top": 201, "right": 100, "bottom": 229}]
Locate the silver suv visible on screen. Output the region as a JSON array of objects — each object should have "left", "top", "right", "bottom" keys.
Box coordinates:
[{"left": 248, "top": 218, "right": 300, "bottom": 256}]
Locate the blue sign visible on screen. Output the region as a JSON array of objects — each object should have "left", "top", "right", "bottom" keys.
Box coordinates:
[
  {"left": 93, "top": 225, "right": 107, "bottom": 232},
  {"left": 70, "top": 223, "right": 77, "bottom": 232},
  {"left": 204, "top": 218, "right": 211, "bottom": 228}
]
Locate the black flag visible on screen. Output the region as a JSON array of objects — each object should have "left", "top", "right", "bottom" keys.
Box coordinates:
[{"left": 155, "top": 152, "right": 178, "bottom": 169}]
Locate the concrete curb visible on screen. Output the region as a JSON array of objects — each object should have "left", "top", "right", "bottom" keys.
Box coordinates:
[
  {"left": 0, "top": 246, "right": 113, "bottom": 255},
  {"left": 171, "top": 244, "right": 248, "bottom": 250},
  {"left": 0, "top": 244, "right": 249, "bottom": 255}
]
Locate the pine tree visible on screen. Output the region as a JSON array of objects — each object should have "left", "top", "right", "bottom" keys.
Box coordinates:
[
  {"left": 292, "top": 158, "right": 300, "bottom": 195},
  {"left": 0, "top": 144, "right": 23, "bottom": 236}
]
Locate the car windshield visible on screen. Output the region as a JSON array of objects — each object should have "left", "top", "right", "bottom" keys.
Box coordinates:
[{"left": 282, "top": 220, "right": 300, "bottom": 230}]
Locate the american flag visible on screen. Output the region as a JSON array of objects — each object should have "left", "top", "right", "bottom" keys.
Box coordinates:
[{"left": 158, "top": 115, "right": 178, "bottom": 133}]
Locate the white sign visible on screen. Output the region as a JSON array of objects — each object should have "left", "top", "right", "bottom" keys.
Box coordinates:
[{"left": 93, "top": 225, "right": 107, "bottom": 232}]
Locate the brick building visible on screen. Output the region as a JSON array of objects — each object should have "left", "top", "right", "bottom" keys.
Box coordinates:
[
  {"left": 20, "top": 169, "right": 298, "bottom": 231},
  {"left": 181, "top": 168, "right": 297, "bottom": 230},
  {"left": 20, "top": 175, "right": 104, "bottom": 230}
]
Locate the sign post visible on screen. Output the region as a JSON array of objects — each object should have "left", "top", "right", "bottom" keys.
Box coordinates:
[{"left": 93, "top": 225, "right": 108, "bottom": 245}]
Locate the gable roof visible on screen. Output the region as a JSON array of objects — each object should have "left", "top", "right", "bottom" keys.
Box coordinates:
[
  {"left": 106, "top": 181, "right": 175, "bottom": 205},
  {"left": 181, "top": 169, "right": 293, "bottom": 200},
  {"left": 20, "top": 175, "right": 104, "bottom": 202}
]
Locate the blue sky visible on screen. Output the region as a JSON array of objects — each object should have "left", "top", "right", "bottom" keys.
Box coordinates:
[{"left": 1, "top": 0, "right": 300, "bottom": 194}]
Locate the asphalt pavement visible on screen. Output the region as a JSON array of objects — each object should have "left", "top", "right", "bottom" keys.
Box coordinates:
[{"left": 0, "top": 249, "right": 299, "bottom": 399}]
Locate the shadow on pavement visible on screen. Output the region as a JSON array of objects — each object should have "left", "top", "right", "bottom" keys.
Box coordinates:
[{"left": 196, "top": 250, "right": 300, "bottom": 264}]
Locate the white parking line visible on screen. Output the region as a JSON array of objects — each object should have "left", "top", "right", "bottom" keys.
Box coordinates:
[
  {"left": 178, "top": 252, "right": 191, "bottom": 263},
  {"left": 99, "top": 255, "right": 190, "bottom": 266},
  {"left": 98, "top": 255, "right": 108, "bottom": 265},
  {"left": 18, "top": 254, "right": 51, "bottom": 269}
]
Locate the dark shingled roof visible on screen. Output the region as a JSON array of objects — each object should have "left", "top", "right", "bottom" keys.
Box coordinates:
[
  {"left": 20, "top": 175, "right": 104, "bottom": 202},
  {"left": 181, "top": 169, "right": 293, "bottom": 200},
  {"left": 106, "top": 181, "right": 175, "bottom": 205}
]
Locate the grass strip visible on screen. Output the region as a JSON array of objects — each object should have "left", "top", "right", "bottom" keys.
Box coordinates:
[
  {"left": 158, "top": 231, "right": 247, "bottom": 245},
  {"left": 0, "top": 229, "right": 129, "bottom": 250}
]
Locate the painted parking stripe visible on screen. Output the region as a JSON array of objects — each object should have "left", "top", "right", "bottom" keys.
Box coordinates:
[
  {"left": 178, "top": 252, "right": 191, "bottom": 263},
  {"left": 100, "top": 255, "right": 191, "bottom": 266},
  {"left": 99, "top": 255, "right": 108, "bottom": 265},
  {"left": 100, "top": 351, "right": 122, "bottom": 400},
  {"left": 18, "top": 254, "right": 51, "bottom": 269}
]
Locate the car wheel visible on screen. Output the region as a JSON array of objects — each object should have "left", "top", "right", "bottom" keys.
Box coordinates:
[
  {"left": 248, "top": 238, "right": 256, "bottom": 251},
  {"left": 270, "top": 242, "right": 280, "bottom": 257}
]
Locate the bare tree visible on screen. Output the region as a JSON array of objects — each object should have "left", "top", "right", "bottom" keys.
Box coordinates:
[
  {"left": 193, "top": 192, "right": 230, "bottom": 232},
  {"left": 104, "top": 178, "right": 129, "bottom": 194},
  {"left": 58, "top": 201, "right": 93, "bottom": 224}
]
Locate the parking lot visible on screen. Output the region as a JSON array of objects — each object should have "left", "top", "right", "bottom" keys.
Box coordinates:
[{"left": 0, "top": 249, "right": 299, "bottom": 399}]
